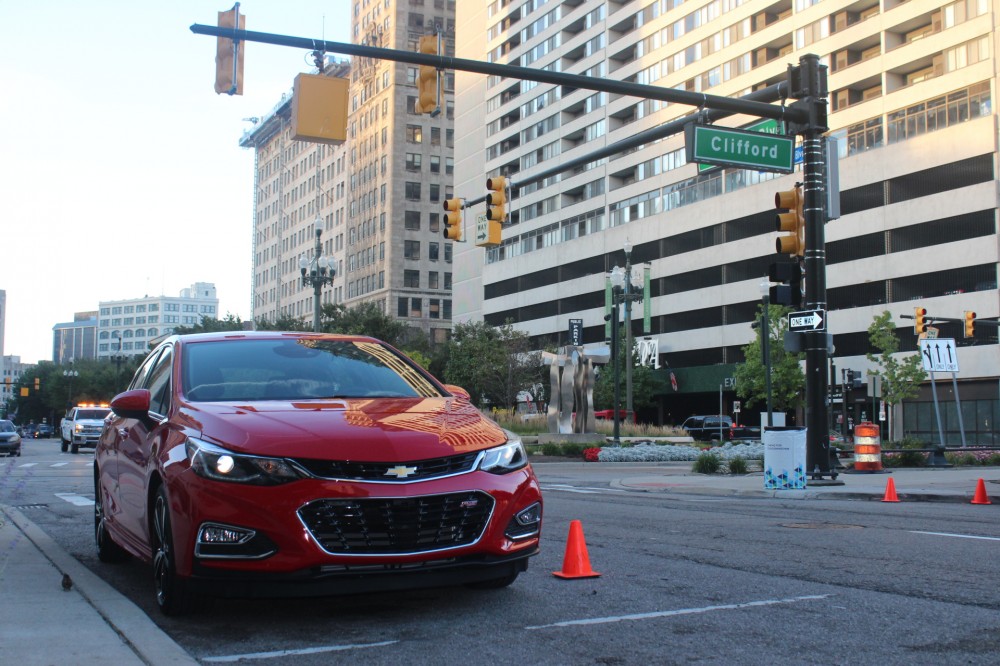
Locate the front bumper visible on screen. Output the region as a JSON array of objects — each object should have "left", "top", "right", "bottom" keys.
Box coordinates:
[{"left": 165, "top": 465, "right": 543, "bottom": 589}]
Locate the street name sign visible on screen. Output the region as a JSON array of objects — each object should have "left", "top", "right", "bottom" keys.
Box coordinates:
[
  {"left": 919, "top": 338, "right": 959, "bottom": 373},
  {"left": 686, "top": 123, "right": 795, "bottom": 174},
  {"left": 788, "top": 309, "right": 826, "bottom": 332},
  {"left": 697, "top": 118, "right": 785, "bottom": 174}
]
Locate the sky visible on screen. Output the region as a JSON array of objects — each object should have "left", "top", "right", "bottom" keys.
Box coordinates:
[{"left": 0, "top": 1, "right": 351, "bottom": 364}]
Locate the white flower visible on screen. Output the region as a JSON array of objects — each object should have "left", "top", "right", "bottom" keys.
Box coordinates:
[{"left": 597, "top": 442, "right": 764, "bottom": 462}]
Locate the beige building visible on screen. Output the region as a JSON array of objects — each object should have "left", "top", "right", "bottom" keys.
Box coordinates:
[
  {"left": 453, "top": 0, "right": 1000, "bottom": 443},
  {"left": 243, "top": 1, "right": 457, "bottom": 343}
]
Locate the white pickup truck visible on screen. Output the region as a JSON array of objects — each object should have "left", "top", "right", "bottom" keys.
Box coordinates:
[{"left": 60, "top": 405, "right": 111, "bottom": 454}]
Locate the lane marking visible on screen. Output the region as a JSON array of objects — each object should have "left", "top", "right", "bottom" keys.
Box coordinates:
[
  {"left": 54, "top": 493, "right": 95, "bottom": 507},
  {"left": 18, "top": 463, "right": 38, "bottom": 468},
  {"left": 542, "top": 484, "right": 627, "bottom": 495},
  {"left": 910, "top": 530, "right": 1000, "bottom": 542},
  {"left": 525, "top": 594, "right": 832, "bottom": 630},
  {"left": 201, "top": 640, "right": 398, "bottom": 662},
  {"left": 51, "top": 463, "right": 68, "bottom": 468}
]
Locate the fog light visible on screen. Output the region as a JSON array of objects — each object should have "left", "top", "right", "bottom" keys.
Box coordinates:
[
  {"left": 505, "top": 502, "right": 542, "bottom": 540},
  {"left": 195, "top": 522, "right": 278, "bottom": 559},
  {"left": 198, "top": 523, "right": 253, "bottom": 544}
]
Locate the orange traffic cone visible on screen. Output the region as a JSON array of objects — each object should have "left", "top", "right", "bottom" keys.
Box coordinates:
[
  {"left": 881, "top": 477, "right": 900, "bottom": 503},
  {"left": 552, "top": 520, "right": 601, "bottom": 579},
  {"left": 971, "top": 478, "right": 992, "bottom": 505}
]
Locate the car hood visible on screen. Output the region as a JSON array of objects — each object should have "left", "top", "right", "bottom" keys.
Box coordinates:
[{"left": 180, "top": 397, "right": 509, "bottom": 461}]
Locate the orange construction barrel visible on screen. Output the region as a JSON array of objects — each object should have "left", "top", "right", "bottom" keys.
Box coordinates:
[{"left": 853, "top": 422, "right": 882, "bottom": 472}]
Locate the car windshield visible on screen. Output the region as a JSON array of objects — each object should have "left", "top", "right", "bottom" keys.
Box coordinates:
[
  {"left": 182, "top": 338, "right": 444, "bottom": 402},
  {"left": 77, "top": 409, "right": 111, "bottom": 420},
  {"left": 0, "top": 421, "right": 14, "bottom": 433}
]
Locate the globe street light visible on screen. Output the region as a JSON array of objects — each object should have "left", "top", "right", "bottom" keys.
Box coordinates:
[
  {"left": 300, "top": 223, "right": 335, "bottom": 333},
  {"left": 608, "top": 242, "right": 646, "bottom": 444},
  {"left": 62, "top": 368, "right": 79, "bottom": 409}
]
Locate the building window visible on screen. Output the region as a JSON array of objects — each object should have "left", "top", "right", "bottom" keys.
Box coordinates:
[
  {"left": 406, "top": 125, "right": 422, "bottom": 143},
  {"left": 404, "top": 240, "right": 420, "bottom": 260},
  {"left": 397, "top": 297, "right": 408, "bottom": 317},
  {"left": 429, "top": 242, "right": 439, "bottom": 262},
  {"left": 429, "top": 299, "right": 440, "bottom": 319},
  {"left": 405, "top": 152, "right": 422, "bottom": 171},
  {"left": 405, "top": 210, "right": 421, "bottom": 230},
  {"left": 429, "top": 183, "right": 440, "bottom": 202},
  {"left": 430, "top": 155, "right": 440, "bottom": 173},
  {"left": 405, "top": 182, "right": 421, "bottom": 200},
  {"left": 404, "top": 270, "right": 420, "bottom": 288},
  {"left": 409, "top": 298, "right": 422, "bottom": 318},
  {"left": 428, "top": 271, "right": 439, "bottom": 289},
  {"left": 429, "top": 213, "right": 440, "bottom": 232}
]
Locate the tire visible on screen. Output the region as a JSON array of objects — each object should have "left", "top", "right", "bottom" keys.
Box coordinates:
[
  {"left": 61, "top": 440, "right": 68, "bottom": 453},
  {"left": 71, "top": 443, "right": 79, "bottom": 454},
  {"left": 152, "top": 486, "right": 207, "bottom": 616},
  {"left": 94, "top": 469, "right": 129, "bottom": 563}
]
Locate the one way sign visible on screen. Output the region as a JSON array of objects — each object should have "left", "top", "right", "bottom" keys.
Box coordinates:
[
  {"left": 787, "top": 309, "right": 826, "bottom": 332},
  {"left": 919, "top": 338, "right": 959, "bottom": 373}
]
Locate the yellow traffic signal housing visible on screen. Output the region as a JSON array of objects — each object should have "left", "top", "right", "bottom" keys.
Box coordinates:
[
  {"left": 414, "top": 35, "right": 439, "bottom": 115},
  {"left": 486, "top": 176, "right": 508, "bottom": 223},
  {"left": 775, "top": 185, "right": 804, "bottom": 256},
  {"left": 215, "top": 4, "right": 245, "bottom": 95},
  {"left": 964, "top": 310, "right": 976, "bottom": 338},
  {"left": 914, "top": 307, "right": 927, "bottom": 335},
  {"left": 443, "top": 198, "right": 463, "bottom": 241}
]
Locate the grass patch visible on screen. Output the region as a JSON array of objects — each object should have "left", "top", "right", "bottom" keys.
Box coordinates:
[{"left": 692, "top": 452, "right": 722, "bottom": 474}]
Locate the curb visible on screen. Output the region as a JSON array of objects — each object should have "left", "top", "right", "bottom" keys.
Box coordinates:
[{"left": 2, "top": 506, "right": 199, "bottom": 666}]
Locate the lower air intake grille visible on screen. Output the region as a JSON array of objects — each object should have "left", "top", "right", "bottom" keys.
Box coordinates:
[{"left": 299, "top": 491, "right": 495, "bottom": 555}]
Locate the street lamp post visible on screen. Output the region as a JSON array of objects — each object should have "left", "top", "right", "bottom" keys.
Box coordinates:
[
  {"left": 62, "top": 368, "right": 79, "bottom": 409},
  {"left": 608, "top": 241, "right": 646, "bottom": 442},
  {"left": 112, "top": 332, "right": 123, "bottom": 389},
  {"left": 299, "top": 223, "right": 335, "bottom": 333},
  {"left": 759, "top": 279, "right": 773, "bottom": 428}
]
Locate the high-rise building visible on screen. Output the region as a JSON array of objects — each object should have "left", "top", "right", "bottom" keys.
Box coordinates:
[
  {"left": 52, "top": 311, "right": 98, "bottom": 363},
  {"left": 243, "top": 1, "right": 457, "bottom": 343},
  {"left": 454, "top": 1, "right": 999, "bottom": 443},
  {"left": 96, "top": 282, "right": 219, "bottom": 358}
]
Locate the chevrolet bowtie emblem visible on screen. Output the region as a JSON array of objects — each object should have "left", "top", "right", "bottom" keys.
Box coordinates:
[{"left": 384, "top": 465, "right": 418, "bottom": 478}]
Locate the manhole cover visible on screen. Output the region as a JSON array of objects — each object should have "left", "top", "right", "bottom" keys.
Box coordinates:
[{"left": 781, "top": 522, "right": 864, "bottom": 530}]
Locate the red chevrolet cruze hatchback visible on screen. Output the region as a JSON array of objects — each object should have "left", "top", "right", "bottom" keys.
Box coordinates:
[{"left": 94, "top": 332, "right": 542, "bottom": 615}]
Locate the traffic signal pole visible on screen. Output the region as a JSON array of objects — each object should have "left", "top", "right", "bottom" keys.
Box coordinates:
[
  {"left": 790, "top": 55, "right": 832, "bottom": 478},
  {"left": 192, "top": 24, "right": 834, "bottom": 476}
]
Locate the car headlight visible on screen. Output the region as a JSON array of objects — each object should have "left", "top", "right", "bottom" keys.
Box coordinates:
[
  {"left": 186, "top": 437, "right": 305, "bottom": 486},
  {"left": 478, "top": 435, "right": 528, "bottom": 474}
]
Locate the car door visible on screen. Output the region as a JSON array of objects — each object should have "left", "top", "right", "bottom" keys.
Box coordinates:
[{"left": 116, "top": 346, "right": 173, "bottom": 546}]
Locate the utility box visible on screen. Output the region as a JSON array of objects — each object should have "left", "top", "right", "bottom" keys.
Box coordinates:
[
  {"left": 763, "top": 426, "right": 807, "bottom": 490},
  {"left": 291, "top": 74, "right": 349, "bottom": 144}
]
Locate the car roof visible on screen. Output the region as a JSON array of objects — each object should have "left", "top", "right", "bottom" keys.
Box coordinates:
[{"left": 169, "top": 331, "right": 386, "bottom": 345}]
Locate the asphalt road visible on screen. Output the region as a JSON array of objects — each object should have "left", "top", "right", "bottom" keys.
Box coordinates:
[{"left": 4, "top": 439, "right": 999, "bottom": 665}]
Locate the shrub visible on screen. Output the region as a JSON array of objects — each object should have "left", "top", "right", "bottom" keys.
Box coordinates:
[
  {"left": 541, "top": 443, "right": 562, "bottom": 456},
  {"left": 693, "top": 452, "right": 721, "bottom": 474},
  {"left": 583, "top": 447, "right": 601, "bottom": 462},
  {"left": 727, "top": 456, "right": 748, "bottom": 475},
  {"left": 946, "top": 452, "right": 978, "bottom": 466},
  {"left": 560, "top": 443, "right": 586, "bottom": 457},
  {"left": 986, "top": 453, "right": 1000, "bottom": 466}
]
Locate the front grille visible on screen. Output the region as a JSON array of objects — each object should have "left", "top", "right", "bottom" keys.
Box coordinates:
[
  {"left": 299, "top": 491, "right": 495, "bottom": 555},
  {"left": 293, "top": 451, "right": 481, "bottom": 482}
]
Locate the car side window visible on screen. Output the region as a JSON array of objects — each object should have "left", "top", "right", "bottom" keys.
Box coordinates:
[
  {"left": 129, "top": 349, "right": 162, "bottom": 392},
  {"left": 145, "top": 348, "right": 173, "bottom": 417}
]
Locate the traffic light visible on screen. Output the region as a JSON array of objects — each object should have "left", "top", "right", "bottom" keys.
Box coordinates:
[
  {"left": 964, "top": 310, "right": 976, "bottom": 338},
  {"left": 443, "top": 198, "right": 463, "bottom": 241},
  {"left": 775, "top": 184, "right": 804, "bottom": 257},
  {"left": 486, "top": 176, "right": 508, "bottom": 224},
  {"left": 214, "top": 4, "right": 245, "bottom": 95},
  {"left": 914, "top": 307, "right": 927, "bottom": 335},
  {"left": 414, "top": 34, "right": 440, "bottom": 115},
  {"left": 768, "top": 260, "right": 802, "bottom": 307}
]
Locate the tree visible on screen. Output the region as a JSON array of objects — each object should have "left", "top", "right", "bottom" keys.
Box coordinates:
[
  {"left": 733, "top": 303, "right": 805, "bottom": 414},
  {"left": 865, "top": 310, "right": 926, "bottom": 441},
  {"left": 319, "top": 301, "right": 407, "bottom": 347},
  {"left": 444, "top": 321, "right": 541, "bottom": 409},
  {"left": 592, "top": 326, "right": 657, "bottom": 417},
  {"left": 172, "top": 313, "right": 246, "bottom": 335}
]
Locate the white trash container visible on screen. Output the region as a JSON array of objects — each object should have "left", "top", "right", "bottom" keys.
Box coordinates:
[{"left": 763, "top": 426, "right": 807, "bottom": 490}]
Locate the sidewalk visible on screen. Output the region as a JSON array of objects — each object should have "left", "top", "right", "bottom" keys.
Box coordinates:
[
  {"left": 0, "top": 505, "right": 198, "bottom": 666},
  {"left": 606, "top": 463, "right": 1000, "bottom": 503}
]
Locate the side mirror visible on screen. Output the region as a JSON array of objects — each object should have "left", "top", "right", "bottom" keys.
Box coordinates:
[
  {"left": 110, "top": 389, "right": 152, "bottom": 421},
  {"left": 443, "top": 384, "right": 471, "bottom": 401}
]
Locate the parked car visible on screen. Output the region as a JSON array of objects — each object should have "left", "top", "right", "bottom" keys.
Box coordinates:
[
  {"left": 0, "top": 420, "right": 21, "bottom": 457},
  {"left": 94, "top": 332, "right": 543, "bottom": 615},
  {"left": 35, "top": 423, "right": 53, "bottom": 439},
  {"left": 681, "top": 415, "right": 735, "bottom": 441}
]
